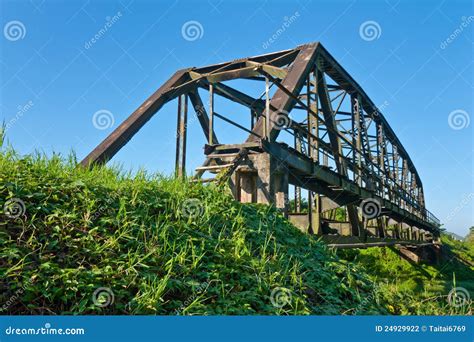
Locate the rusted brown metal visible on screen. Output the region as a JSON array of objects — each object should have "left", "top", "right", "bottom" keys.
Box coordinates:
[
  {"left": 81, "top": 68, "right": 192, "bottom": 166},
  {"left": 247, "top": 43, "right": 319, "bottom": 142},
  {"left": 175, "top": 94, "right": 188, "bottom": 178},
  {"left": 80, "top": 42, "right": 440, "bottom": 244}
]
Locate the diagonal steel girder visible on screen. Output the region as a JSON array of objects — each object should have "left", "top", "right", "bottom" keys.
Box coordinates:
[
  {"left": 80, "top": 68, "right": 194, "bottom": 166},
  {"left": 246, "top": 43, "right": 319, "bottom": 143}
]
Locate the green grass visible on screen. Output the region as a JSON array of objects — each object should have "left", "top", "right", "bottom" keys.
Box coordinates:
[
  {"left": 0, "top": 146, "right": 385, "bottom": 315},
  {"left": 337, "top": 238, "right": 474, "bottom": 315}
]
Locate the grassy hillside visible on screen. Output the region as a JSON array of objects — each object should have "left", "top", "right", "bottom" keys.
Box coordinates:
[
  {"left": 337, "top": 237, "right": 473, "bottom": 315},
  {"left": 0, "top": 147, "right": 385, "bottom": 315},
  {"left": 0, "top": 144, "right": 472, "bottom": 315}
]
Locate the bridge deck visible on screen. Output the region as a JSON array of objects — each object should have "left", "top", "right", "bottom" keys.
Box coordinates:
[
  {"left": 262, "top": 141, "right": 439, "bottom": 233},
  {"left": 321, "top": 235, "right": 439, "bottom": 249}
]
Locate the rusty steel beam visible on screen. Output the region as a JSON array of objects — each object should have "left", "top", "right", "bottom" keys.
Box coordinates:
[
  {"left": 188, "top": 89, "right": 219, "bottom": 144},
  {"left": 197, "top": 80, "right": 265, "bottom": 112},
  {"left": 81, "top": 68, "right": 192, "bottom": 166},
  {"left": 317, "top": 44, "right": 423, "bottom": 189},
  {"left": 247, "top": 43, "right": 319, "bottom": 142},
  {"left": 79, "top": 42, "right": 439, "bottom": 239},
  {"left": 175, "top": 94, "right": 188, "bottom": 178},
  {"left": 316, "top": 66, "right": 363, "bottom": 238}
]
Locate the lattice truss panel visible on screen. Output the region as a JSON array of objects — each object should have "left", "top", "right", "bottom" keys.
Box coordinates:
[{"left": 81, "top": 42, "right": 440, "bottom": 238}]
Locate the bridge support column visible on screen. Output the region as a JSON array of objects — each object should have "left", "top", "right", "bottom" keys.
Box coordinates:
[
  {"left": 395, "top": 223, "right": 401, "bottom": 239},
  {"left": 395, "top": 245, "right": 440, "bottom": 264},
  {"left": 396, "top": 246, "right": 421, "bottom": 263},
  {"left": 376, "top": 217, "right": 386, "bottom": 238},
  {"left": 235, "top": 171, "right": 257, "bottom": 203},
  {"left": 234, "top": 153, "right": 289, "bottom": 215}
]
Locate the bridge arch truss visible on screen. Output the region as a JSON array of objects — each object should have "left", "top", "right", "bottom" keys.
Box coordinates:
[{"left": 81, "top": 42, "right": 441, "bottom": 247}]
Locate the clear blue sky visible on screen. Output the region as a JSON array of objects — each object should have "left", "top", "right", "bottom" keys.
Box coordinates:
[{"left": 1, "top": 0, "right": 472, "bottom": 236}]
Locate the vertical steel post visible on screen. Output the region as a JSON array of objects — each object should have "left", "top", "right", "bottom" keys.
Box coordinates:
[
  {"left": 209, "top": 84, "right": 214, "bottom": 145},
  {"left": 175, "top": 94, "right": 188, "bottom": 178},
  {"left": 351, "top": 94, "right": 362, "bottom": 187},
  {"left": 306, "top": 74, "right": 314, "bottom": 232},
  {"left": 265, "top": 76, "right": 270, "bottom": 140},
  {"left": 294, "top": 133, "right": 302, "bottom": 213},
  {"left": 250, "top": 109, "right": 255, "bottom": 130},
  {"left": 311, "top": 69, "right": 321, "bottom": 234}
]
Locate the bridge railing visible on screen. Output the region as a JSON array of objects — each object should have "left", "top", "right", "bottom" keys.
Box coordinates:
[
  {"left": 280, "top": 124, "right": 433, "bottom": 227},
  {"left": 424, "top": 209, "right": 441, "bottom": 227}
]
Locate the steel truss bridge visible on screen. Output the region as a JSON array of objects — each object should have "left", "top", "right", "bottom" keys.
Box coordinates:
[{"left": 81, "top": 42, "right": 441, "bottom": 254}]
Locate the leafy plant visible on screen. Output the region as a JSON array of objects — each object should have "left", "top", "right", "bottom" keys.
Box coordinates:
[{"left": 0, "top": 149, "right": 383, "bottom": 315}]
